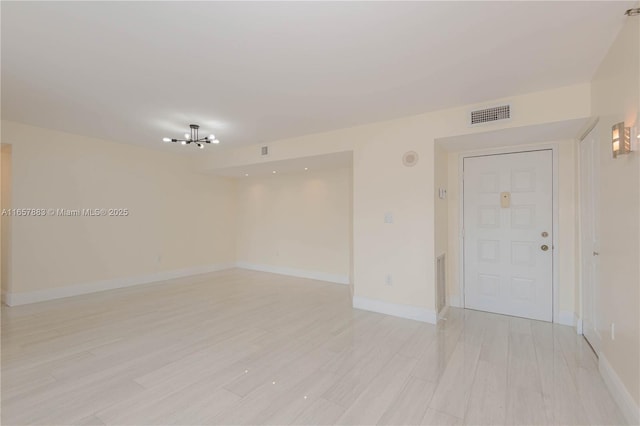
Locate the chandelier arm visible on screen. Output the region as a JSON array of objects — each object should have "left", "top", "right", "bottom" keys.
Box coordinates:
[{"left": 164, "top": 124, "right": 218, "bottom": 148}]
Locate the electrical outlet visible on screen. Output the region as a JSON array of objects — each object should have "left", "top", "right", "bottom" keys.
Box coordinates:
[
  {"left": 611, "top": 323, "right": 615, "bottom": 340},
  {"left": 384, "top": 212, "right": 393, "bottom": 224},
  {"left": 385, "top": 274, "right": 393, "bottom": 286}
]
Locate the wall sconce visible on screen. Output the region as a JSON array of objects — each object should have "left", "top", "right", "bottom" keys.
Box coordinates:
[{"left": 612, "top": 122, "right": 631, "bottom": 158}]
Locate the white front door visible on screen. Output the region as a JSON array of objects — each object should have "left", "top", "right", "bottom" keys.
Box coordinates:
[
  {"left": 463, "top": 150, "right": 553, "bottom": 322},
  {"left": 579, "top": 131, "right": 601, "bottom": 353}
]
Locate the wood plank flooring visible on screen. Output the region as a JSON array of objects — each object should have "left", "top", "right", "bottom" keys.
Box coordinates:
[{"left": 1, "top": 269, "right": 626, "bottom": 425}]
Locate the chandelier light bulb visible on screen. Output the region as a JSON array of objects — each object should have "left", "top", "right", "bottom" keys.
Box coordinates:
[
  {"left": 184, "top": 133, "right": 191, "bottom": 139},
  {"left": 199, "top": 144, "right": 205, "bottom": 149},
  {"left": 162, "top": 137, "right": 171, "bottom": 142},
  {"left": 209, "top": 134, "right": 215, "bottom": 140},
  {"left": 213, "top": 139, "right": 220, "bottom": 144},
  {"left": 181, "top": 141, "right": 187, "bottom": 145}
]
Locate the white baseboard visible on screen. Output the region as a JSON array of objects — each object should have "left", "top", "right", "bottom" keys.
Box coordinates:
[
  {"left": 438, "top": 304, "right": 449, "bottom": 320},
  {"left": 576, "top": 316, "right": 583, "bottom": 335},
  {"left": 235, "top": 262, "right": 349, "bottom": 285},
  {"left": 557, "top": 310, "right": 576, "bottom": 327},
  {"left": 352, "top": 296, "right": 437, "bottom": 324},
  {"left": 4, "top": 263, "right": 235, "bottom": 306},
  {"left": 599, "top": 353, "right": 640, "bottom": 425}
]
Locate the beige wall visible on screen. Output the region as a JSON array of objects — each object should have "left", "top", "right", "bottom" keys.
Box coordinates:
[
  {"left": 558, "top": 140, "right": 580, "bottom": 317},
  {"left": 434, "top": 144, "right": 448, "bottom": 259},
  {"left": 1, "top": 83, "right": 593, "bottom": 320},
  {"left": 199, "top": 83, "right": 591, "bottom": 315},
  {"left": 444, "top": 140, "right": 579, "bottom": 317},
  {"left": 1, "top": 144, "right": 12, "bottom": 298},
  {"left": 591, "top": 14, "right": 640, "bottom": 407},
  {"left": 196, "top": 84, "right": 591, "bottom": 172},
  {"left": 434, "top": 144, "right": 449, "bottom": 307},
  {"left": 352, "top": 124, "right": 434, "bottom": 308},
  {"left": 1, "top": 121, "right": 237, "bottom": 298},
  {"left": 236, "top": 167, "right": 351, "bottom": 280}
]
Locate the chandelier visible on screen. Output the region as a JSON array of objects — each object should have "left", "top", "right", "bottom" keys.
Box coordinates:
[{"left": 163, "top": 124, "right": 220, "bottom": 149}]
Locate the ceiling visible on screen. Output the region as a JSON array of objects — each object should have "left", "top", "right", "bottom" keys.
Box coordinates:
[
  {"left": 213, "top": 151, "right": 353, "bottom": 178},
  {"left": 1, "top": 1, "right": 632, "bottom": 153}
]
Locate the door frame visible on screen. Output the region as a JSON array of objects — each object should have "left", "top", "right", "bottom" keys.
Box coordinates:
[
  {"left": 458, "top": 143, "right": 560, "bottom": 323},
  {"left": 577, "top": 121, "right": 601, "bottom": 351}
]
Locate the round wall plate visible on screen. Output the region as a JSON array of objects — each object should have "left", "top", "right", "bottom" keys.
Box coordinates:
[{"left": 402, "top": 151, "right": 419, "bottom": 167}]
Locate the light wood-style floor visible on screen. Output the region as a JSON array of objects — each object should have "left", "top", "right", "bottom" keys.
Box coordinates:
[{"left": 1, "top": 269, "right": 626, "bottom": 425}]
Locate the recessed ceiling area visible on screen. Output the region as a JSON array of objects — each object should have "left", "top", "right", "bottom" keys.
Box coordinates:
[
  {"left": 1, "top": 1, "right": 632, "bottom": 151},
  {"left": 212, "top": 151, "right": 352, "bottom": 178}
]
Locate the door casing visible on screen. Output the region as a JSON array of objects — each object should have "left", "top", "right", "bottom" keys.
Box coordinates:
[
  {"left": 578, "top": 126, "right": 601, "bottom": 353},
  {"left": 458, "top": 144, "right": 560, "bottom": 323}
]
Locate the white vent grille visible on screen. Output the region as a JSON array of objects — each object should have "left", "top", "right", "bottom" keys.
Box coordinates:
[
  {"left": 260, "top": 145, "right": 269, "bottom": 157},
  {"left": 470, "top": 104, "right": 511, "bottom": 125}
]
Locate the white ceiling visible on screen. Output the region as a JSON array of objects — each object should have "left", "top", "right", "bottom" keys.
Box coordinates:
[
  {"left": 213, "top": 151, "right": 353, "bottom": 178},
  {"left": 1, "top": 1, "right": 632, "bottom": 152}
]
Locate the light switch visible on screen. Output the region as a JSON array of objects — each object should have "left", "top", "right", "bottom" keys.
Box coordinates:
[
  {"left": 439, "top": 188, "right": 447, "bottom": 199},
  {"left": 384, "top": 212, "right": 393, "bottom": 223}
]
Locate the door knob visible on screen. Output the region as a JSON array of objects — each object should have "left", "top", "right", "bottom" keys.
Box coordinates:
[
  {"left": 541, "top": 244, "right": 549, "bottom": 251},
  {"left": 593, "top": 251, "right": 599, "bottom": 256}
]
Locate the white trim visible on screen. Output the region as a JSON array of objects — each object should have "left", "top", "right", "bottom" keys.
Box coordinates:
[
  {"left": 557, "top": 310, "right": 577, "bottom": 327},
  {"left": 235, "top": 262, "right": 349, "bottom": 285},
  {"left": 599, "top": 353, "right": 640, "bottom": 425},
  {"left": 438, "top": 304, "right": 449, "bottom": 320},
  {"left": 577, "top": 116, "right": 599, "bottom": 142},
  {"left": 4, "top": 263, "right": 235, "bottom": 306},
  {"left": 551, "top": 145, "right": 560, "bottom": 324},
  {"left": 576, "top": 317, "right": 583, "bottom": 335},
  {"left": 458, "top": 144, "right": 560, "bottom": 323},
  {"left": 353, "top": 296, "right": 437, "bottom": 324}
]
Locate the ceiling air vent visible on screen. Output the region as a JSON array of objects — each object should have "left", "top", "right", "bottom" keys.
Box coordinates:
[
  {"left": 470, "top": 104, "right": 511, "bottom": 125},
  {"left": 260, "top": 145, "right": 269, "bottom": 157}
]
